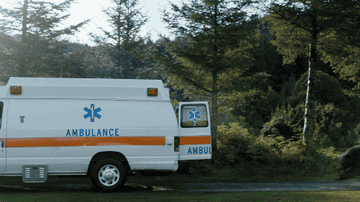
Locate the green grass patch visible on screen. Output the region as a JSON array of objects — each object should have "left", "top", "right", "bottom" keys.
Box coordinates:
[
  {"left": 124, "top": 166, "right": 342, "bottom": 193},
  {"left": 0, "top": 168, "right": 354, "bottom": 202},
  {"left": 0, "top": 189, "right": 360, "bottom": 202}
]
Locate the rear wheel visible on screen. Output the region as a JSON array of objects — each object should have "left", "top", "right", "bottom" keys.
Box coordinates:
[{"left": 90, "top": 158, "right": 126, "bottom": 192}]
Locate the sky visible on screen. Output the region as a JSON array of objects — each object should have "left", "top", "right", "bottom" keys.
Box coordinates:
[
  {"left": 1, "top": 0, "right": 268, "bottom": 46},
  {"left": 57, "top": 0, "right": 175, "bottom": 45}
]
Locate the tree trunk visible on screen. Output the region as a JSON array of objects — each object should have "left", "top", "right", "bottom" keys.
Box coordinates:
[
  {"left": 302, "top": 43, "right": 311, "bottom": 144},
  {"left": 211, "top": 1, "right": 219, "bottom": 157},
  {"left": 211, "top": 71, "right": 218, "bottom": 157},
  {"left": 303, "top": 14, "right": 318, "bottom": 152},
  {"left": 19, "top": 0, "right": 28, "bottom": 77}
]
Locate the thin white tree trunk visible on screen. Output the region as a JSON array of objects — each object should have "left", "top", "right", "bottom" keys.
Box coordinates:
[
  {"left": 20, "top": 0, "right": 29, "bottom": 77},
  {"left": 303, "top": 44, "right": 311, "bottom": 143}
]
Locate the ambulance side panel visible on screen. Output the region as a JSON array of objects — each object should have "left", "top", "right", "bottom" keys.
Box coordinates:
[{"left": 5, "top": 99, "right": 178, "bottom": 175}]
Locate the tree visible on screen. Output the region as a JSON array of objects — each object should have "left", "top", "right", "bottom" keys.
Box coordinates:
[
  {"left": 153, "top": 0, "right": 260, "bottom": 153},
  {"left": 264, "top": 0, "right": 360, "bottom": 146},
  {"left": 84, "top": 45, "right": 117, "bottom": 78},
  {"left": 287, "top": 70, "right": 360, "bottom": 150},
  {"left": 320, "top": 30, "right": 360, "bottom": 97},
  {"left": 231, "top": 87, "right": 280, "bottom": 135},
  {"left": 0, "top": 34, "right": 18, "bottom": 82},
  {"left": 90, "top": 0, "right": 149, "bottom": 79},
  {"left": 56, "top": 42, "right": 89, "bottom": 78},
  {"left": 0, "top": 0, "right": 89, "bottom": 78},
  {"left": 229, "top": 17, "right": 286, "bottom": 134},
  {"left": 320, "top": 2, "right": 360, "bottom": 97}
]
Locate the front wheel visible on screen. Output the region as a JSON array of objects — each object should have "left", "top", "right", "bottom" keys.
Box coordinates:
[{"left": 90, "top": 158, "right": 127, "bottom": 192}]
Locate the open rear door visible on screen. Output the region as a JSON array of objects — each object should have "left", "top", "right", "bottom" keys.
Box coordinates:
[
  {"left": 177, "top": 102, "right": 211, "bottom": 160},
  {"left": 0, "top": 101, "right": 6, "bottom": 174}
]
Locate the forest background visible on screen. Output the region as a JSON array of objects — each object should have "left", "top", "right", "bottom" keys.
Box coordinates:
[{"left": 1, "top": 0, "right": 360, "bottom": 179}]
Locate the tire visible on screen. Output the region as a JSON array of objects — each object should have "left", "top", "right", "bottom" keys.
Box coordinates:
[{"left": 90, "top": 158, "right": 127, "bottom": 192}]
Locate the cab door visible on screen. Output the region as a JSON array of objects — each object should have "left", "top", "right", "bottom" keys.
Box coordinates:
[
  {"left": 177, "top": 102, "right": 211, "bottom": 160},
  {"left": 0, "top": 101, "right": 7, "bottom": 173}
]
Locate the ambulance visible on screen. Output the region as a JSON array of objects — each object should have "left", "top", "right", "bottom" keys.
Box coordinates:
[{"left": 0, "top": 77, "right": 212, "bottom": 191}]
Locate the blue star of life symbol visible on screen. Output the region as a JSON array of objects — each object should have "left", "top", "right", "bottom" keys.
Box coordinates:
[
  {"left": 188, "top": 108, "right": 201, "bottom": 122},
  {"left": 84, "top": 104, "right": 101, "bottom": 122}
]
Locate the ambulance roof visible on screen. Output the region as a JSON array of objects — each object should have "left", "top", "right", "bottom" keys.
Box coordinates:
[{"left": 1, "top": 77, "right": 169, "bottom": 101}]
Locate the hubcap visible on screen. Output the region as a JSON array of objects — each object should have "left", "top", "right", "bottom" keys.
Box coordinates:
[
  {"left": 98, "top": 164, "right": 120, "bottom": 187},
  {"left": 105, "top": 172, "right": 113, "bottom": 179}
]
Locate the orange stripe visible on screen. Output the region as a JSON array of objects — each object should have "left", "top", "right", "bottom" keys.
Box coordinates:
[
  {"left": 180, "top": 136, "right": 211, "bottom": 145},
  {"left": 5, "top": 137, "right": 165, "bottom": 148}
]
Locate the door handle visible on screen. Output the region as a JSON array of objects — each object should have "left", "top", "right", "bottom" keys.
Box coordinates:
[
  {"left": 165, "top": 137, "right": 173, "bottom": 146},
  {"left": 0, "top": 140, "right": 4, "bottom": 148}
]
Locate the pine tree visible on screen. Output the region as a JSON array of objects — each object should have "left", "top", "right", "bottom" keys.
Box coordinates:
[
  {"left": 90, "top": 0, "right": 149, "bottom": 79},
  {"left": 0, "top": 0, "right": 89, "bottom": 78},
  {"left": 264, "top": 0, "right": 360, "bottom": 146},
  {"left": 153, "top": 0, "right": 260, "bottom": 153}
]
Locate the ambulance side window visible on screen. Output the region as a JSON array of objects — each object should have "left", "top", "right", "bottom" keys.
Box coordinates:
[
  {"left": 181, "top": 104, "right": 208, "bottom": 128},
  {"left": 0, "top": 102, "right": 3, "bottom": 129}
]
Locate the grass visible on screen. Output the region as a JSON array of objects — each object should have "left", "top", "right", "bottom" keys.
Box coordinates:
[
  {"left": 0, "top": 155, "right": 354, "bottom": 202},
  {"left": 125, "top": 170, "right": 341, "bottom": 191},
  {"left": 1, "top": 186, "right": 360, "bottom": 202},
  {"left": 0, "top": 168, "right": 358, "bottom": 202}
]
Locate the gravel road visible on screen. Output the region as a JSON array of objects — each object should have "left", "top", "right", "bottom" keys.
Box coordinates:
[{"left": 181, "top": 179, "right": 360, "bottom": 192}]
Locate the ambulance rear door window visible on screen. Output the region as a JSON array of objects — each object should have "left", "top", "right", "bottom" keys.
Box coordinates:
[{"left": 181, "top": 104, "right": 208, "bottom": 128}]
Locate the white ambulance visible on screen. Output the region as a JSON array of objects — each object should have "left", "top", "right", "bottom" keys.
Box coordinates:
[{"left": 0, "top": 77, "right": 212, "bottom": 191}]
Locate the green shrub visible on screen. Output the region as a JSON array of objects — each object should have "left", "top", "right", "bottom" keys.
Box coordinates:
[
  {"left": 215, "top": 123, "right": 252, "bottom": 168},
  {"left": 308, "top": 102, "right": 357, "bottom": 150},
  {"left": 259, "top": 103, "right": 306, "bottom": 160},
  {"left": 217, "top": 122, "right": 252, "bottom": 150},
  {"left": 214, "top": 116, "right": 344, "bottom": 178},
  {"left": 230, "top": 86, "right": 280, "bottom": 133},
  {"left": 286, "top": 70, "right": 360, "bottom": 151},
  {"left": 245, "top": 144, "right": 274, "bottom": 166},
  {"left": 261, "top": 103, "right": 303, "bottom": 138},
  {"left": 260, "top": 101, "right": 357, "bottom": 152}
]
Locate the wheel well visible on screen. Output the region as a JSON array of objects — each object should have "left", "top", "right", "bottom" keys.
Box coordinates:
[{"left": 87, "top": 152, "right": 130, "bottom": 175}]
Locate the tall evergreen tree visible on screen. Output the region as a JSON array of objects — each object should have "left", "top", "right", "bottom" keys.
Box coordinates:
[
  {"left": 153, "top": 0, "right": 260, "bottom": 153},
  {"left": 264, "top": 0, "right": 360, "bottom": 146},
  {"left": 0, "top": 0, "right": 89, "bottom": 78},
  {"left": 0, "top": 34, "right": 18, "bottom": 82},
  {"left": 83, "top": 45, "right": 117, "bottom": 78},
  {"left": 90, "top": 0, "right": 148, "bottom": 79}
]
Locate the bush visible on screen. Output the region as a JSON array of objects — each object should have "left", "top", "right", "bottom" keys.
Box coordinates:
[
  {"left": 217, "top": 122, "right": 252, "bottom": 150},
  {"left": 310, "top": 102, "right": 357, "bottom": 150},
  {"left": 214, "top": 117, "right": 342, "bottom": 179},
  {"left": 245, "top": 144, "right": 275, "bottom": 166},
  {"left": 230, "top": 86, "right": 280, "bottom": 133},
  {"left": 216, "top": 122, "right": 278, "bottom": 170},
  {"left": 286, "top": 70, "right": 360, "bottom": 150},
  {"left": 261, "top": 101, "right": 358, "bottom": 152},
  {"left": 260, "top": 103, "right": 306, "bottom": 159}
]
